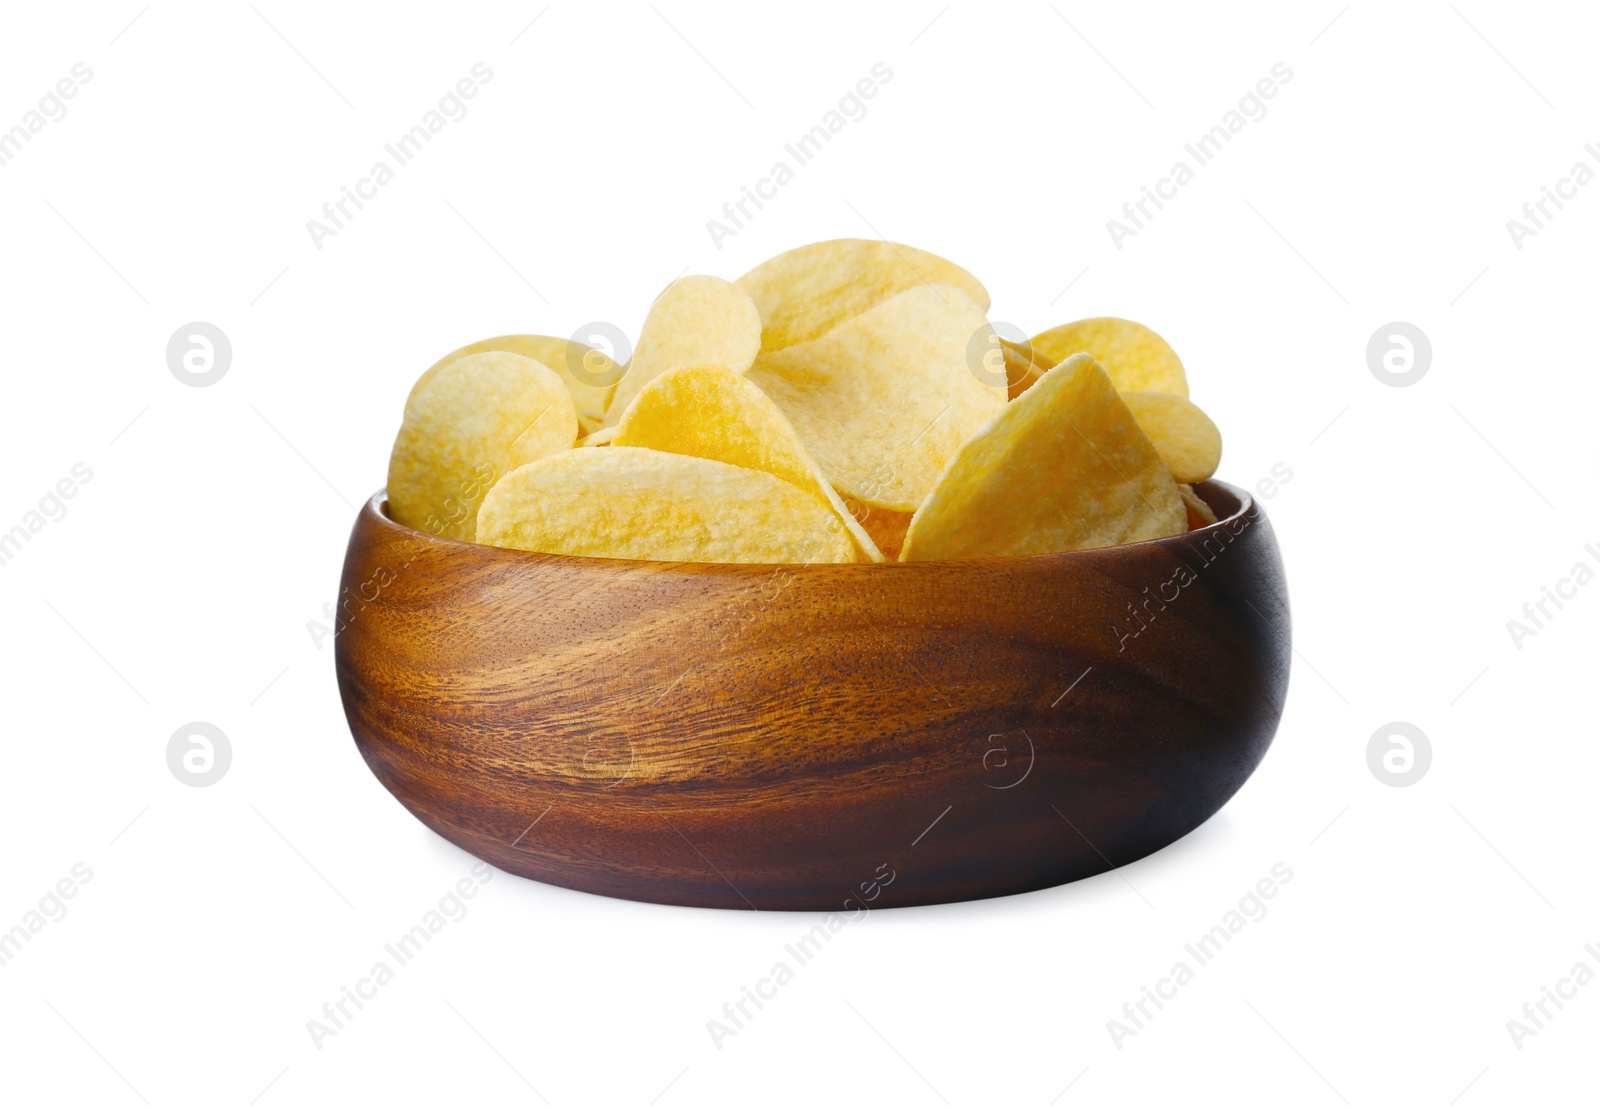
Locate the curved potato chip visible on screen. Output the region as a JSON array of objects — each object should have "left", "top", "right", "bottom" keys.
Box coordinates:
[
  {"left": 410, "top": 335, "right": 621, "bottom": 435},
  {"left": 612, "top": 364, "right": 883, "bottom": 562},
  {"left": 1028, "top": 317, "right": 1188, "bottom": 397},
  {"left": 858, "top": 507, "right": 913, "bottom": 562},
  {"left": 901, "top": 353, "right": 1185, "bottom": 561},
  {"left": 476, "top": 446, "right": 857, "bottom": 564},
  {"left": 737, "top": 238, "right": 990, "bottom": 351},
  {"left": 603, "top": 275, "right": 762, "bottom": 426},
  {"left": 1121, "top": 391, "right": 1221, "bottom": 484},
  {"left": 999, "top": 338, "right": 1035, "bottom": 388},
  {"left": 578, "top": 426, "right": 617, "bottom": 447},
  {"left": 747, "top": 284, "right": 1006, "bottom": 512},
  {"left": 1000, "top": 337, "right": 1054, "bottom": 399},
  {"left": 1179, "top": 483, "right": 1219, "bottom": 529},
  {"left": 388, "top": 352, "right": 579, "bottom": 541}
]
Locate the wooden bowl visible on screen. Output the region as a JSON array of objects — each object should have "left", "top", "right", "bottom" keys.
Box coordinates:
[{"left": 336, "top": 481, "right": 1289, "bottom": 911}]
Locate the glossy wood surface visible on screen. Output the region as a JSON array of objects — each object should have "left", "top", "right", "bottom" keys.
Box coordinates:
[{"left": 335, "top": 480, "right": 1290, "bottom": 910}]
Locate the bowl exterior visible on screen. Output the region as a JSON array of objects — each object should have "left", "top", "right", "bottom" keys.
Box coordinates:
[{"left": 335, "top": 481, "right": 1290, "bottom": 911}]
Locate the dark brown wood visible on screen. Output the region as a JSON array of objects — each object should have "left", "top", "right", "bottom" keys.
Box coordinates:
[{"left": 335, "top": 480, "right": 1290, "bottom": 911}]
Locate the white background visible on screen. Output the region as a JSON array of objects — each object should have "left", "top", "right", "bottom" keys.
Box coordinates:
[{"left": 1, "top": 2, "right": 1595, "bottom": 1106}]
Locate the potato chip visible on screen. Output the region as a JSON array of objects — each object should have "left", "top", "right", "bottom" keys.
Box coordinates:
[
  {"left": 612, "top": 364, "right": 883, "bottom": 562},
  {"left": 578, "top": 426, "right": 617, "bottom": 447},
  {"left": 476, "top": 446, "right": 858, "bottom": 563},
  {"left": 1028, "top": 317, "right": 1188, "bottom": 397},
  {"left": 1000, "top": 337, "right": 1054, "bottom": 399},
  {"left": 1121, "top": 391, "right": 1221, "bottom": 483},
  {"left": 410, "top": 334, "right": 621, "bottom": 435},
  {"left": 999, "top": 339, "right": 1034, "bottom": 392},
  {"left": 900, "top": 353, "right": 1185, "bottom": 560},
  {"left": 388, "top": 352, "right": 579, "bottom": 541},
  {"left": 747, "top": 284, "right": 1006, "bottom": 512},
  {"left": 858, "top": 507, "right": 913, "bottom": 562},
  {"left": 602, "top": 275, "right": 762, "bottom": 426},
  {"left": 1179, "top": 483, "right": 1219, "bottom": 529},
  {"left": 737, "top": 238, "right": 990, "bottom": 351}
]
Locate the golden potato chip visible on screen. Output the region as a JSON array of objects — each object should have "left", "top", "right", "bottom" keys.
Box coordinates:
[
  {"left": 388, "top": 352, "right": 579, "bottom": 541},
  {"left": 999, "top": 338, "right": 1035, "bottom": 390},
  {"left": 476, "top": 447, "right": 858, "bottom": 563},
  {"left": 1121, "top": 391, "right": 1221, "bottom": 483},
  {"left": 1000, "top": 337, "right": 1054, "bottom": 399},
  {"left": 900, "top": 353, "right": 1185, "bottom": 560},
  {"left": 747, "top": 284, "right": 1006, "bottom": 512},
  {"left": 578, "top": 426, "right": 617, "bottom": 447},
  {"left": 1028, "top": 317, "right": 1188, "bottom": 397},
  {"left": 737, "top": 238, "right": 990, "bottom": 351},
  {"left": 410, "top": 334, "right": 621, "bottom": 435},
  {"left": 612, "top": 364, "right": 883, "bottom": 562},
  {"left": 858, "top": 507, "right": 913, "bottom": 562},
  {"left": 603, "top": 275, "right": 762, "bottom": 426},
  {"left": 1179, "top": 483, "right": 1218, "bottom": 529}
]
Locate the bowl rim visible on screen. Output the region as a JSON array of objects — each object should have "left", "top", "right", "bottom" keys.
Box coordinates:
[{"left": 359, "top": 479, "right": 1256, "bottom": 573}]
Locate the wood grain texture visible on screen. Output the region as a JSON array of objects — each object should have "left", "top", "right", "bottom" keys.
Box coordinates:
[{"left": 335, "top": 480, "right": 1290, "bottom": 911}]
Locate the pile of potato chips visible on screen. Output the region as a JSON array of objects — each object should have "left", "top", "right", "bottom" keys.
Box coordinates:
[{"left": 386, "top": 239, "right": 1223, "bottom": 563}]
